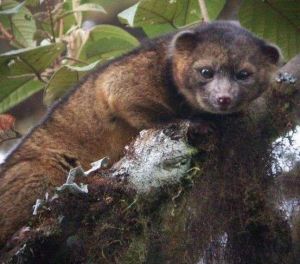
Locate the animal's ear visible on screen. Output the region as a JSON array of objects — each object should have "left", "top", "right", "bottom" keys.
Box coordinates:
[
  {"left": 261, "top": 43, "right": 282, "bottom": 65},
  {"left": 169, "top": 30, "right": 198, "bottom": 54}
]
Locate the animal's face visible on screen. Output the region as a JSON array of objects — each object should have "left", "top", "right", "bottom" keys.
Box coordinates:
[{"left": 170, "top": 22, "right": 281, "bottom": 114}]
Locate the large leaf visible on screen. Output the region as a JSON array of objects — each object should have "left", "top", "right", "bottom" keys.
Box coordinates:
[
  {"left": 118, "top": 0, "right": 225, "bottom": 37},
  {"left": 11, "top": 4, "right": 37, "bottom": 47},
  {"left": 44, "top": 60, "right": 100, "bottom": 105},
  {"left": 0, "top": 0, "right": 37, "bottom": 47},
  {"left": 0, "top": 42, "right": 65, "bottom": 76},
  {"left": 78, "top": 25, "right": 139, "bottom": 63},
  {"left": 0, "top": 76, "right": 44, "bottom": 113},
  {"left": 0, "top": 75, "right": 32, "bottom": 101},
  {"left": 239, "top": 0, "right": 300, "bottom": 59}
]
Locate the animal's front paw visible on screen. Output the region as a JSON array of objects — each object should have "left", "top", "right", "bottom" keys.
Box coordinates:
[
  {"left": 185, "top": 119, "right": 216, "bottom": 147},
  {"left": 160, "top": 119, "right": 215, "bottom": 146}
]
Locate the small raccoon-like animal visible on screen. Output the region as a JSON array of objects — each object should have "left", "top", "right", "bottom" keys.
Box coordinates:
[{"left": 0, "top": 21, "right": 281, "bottom": 247}]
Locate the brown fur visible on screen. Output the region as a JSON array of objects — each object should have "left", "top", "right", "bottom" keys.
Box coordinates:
[{"left": 0, "top": 21, "right": 280, "bottom": 246}]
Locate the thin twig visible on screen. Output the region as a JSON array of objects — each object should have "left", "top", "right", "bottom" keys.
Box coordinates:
[
  {"left": 8, "top": 16, "right": 14, "bottom": 37},
  {"left": 45, "top": 0, "right": 56, "bottom": 43},
  {"left": 0, "top": 22, "right": 13, "bottom": 40},
  {"left": 198, "top": 0, "right": 210, "bottom": 22},
  {"left": 0, "top": 21, "right": 24, "bottom": 48},
  {"left": 0, "top": 136, "right": 19, "bottom": 144},
  {"left": 0, "top": 129, "right": 22, "bottom": 145},
  {"left": 59, "top": 18, "right": 64, "bottom": 38},
  {"left": 0, "top": 19, "right": 25, "bottom": 48}
]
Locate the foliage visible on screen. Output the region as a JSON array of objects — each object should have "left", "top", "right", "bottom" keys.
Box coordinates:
[
  {"left": 118, "top": 0, "right": 225, "bottom": 37},
  {"left": 239, "top": 0, "right": 300, "bottom": 59},
  {"left": 0, "top": 0, "right": 299, "bottom": 112}
]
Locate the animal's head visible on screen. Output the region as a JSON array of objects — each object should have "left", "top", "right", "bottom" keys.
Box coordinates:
[{"left": 169, "top": 21, "right": 281, "bottom": 114}]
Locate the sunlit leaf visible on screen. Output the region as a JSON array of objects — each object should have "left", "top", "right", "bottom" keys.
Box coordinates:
[
  {"left": 78, "top": 25, "right": 139, "bottom": 63},
  {"left": 118, "top": 3, "right": 138, "bottom": 27}
]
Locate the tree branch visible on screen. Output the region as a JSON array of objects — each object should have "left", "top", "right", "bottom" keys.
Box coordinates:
[
  {"left": 45, "top": 0, "right": 56, "bottom": 43},
  {"left": 198, "top": 0, "right": 210, "bottom": 22},
  {"left": 0, "top": 22, "right": 13, "bottom": 40},
  {"left": 0, "top": 22, "right": 25, "bottom": 48}
]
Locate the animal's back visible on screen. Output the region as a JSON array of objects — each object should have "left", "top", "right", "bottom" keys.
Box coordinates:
[{"left": 0, "top": 40, "right": 173, "bottom": 246}]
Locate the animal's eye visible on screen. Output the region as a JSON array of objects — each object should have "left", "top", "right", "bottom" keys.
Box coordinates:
[
  {"left": 199, "top": 67, "right": 214, "bottom": 79},
  {"left": 235, "top": 70, "right": 251, "bottom": 80}
]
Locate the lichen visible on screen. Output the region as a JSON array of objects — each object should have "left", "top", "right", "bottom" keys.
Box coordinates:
[{"left": 111, "top": 127, "right": 198, "bottom": 193}]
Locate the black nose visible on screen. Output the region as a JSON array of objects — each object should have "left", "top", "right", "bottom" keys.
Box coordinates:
[{"left": 217, "top": 96, "right": 232, "bottom": 107}]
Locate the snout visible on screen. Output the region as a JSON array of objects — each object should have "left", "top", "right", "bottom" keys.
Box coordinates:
[
  {"left": 207, "top": 78, "right": 238, "bottom": 113},
  {"left": 212, "top": 93, "right": 235, "bottom": 112},
  {"left": 217, "top": 96, "right": 232, "bottom": 109}
]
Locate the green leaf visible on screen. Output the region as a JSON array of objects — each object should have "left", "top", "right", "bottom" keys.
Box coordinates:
[
  {"left": 11, "top": 5, "right": 37, "bottom": 47},
  {"left": 0, "top": 1, "right": 25, "bottom": 15},
  {"left": 66, "top": 60, "right": 100, "bottom": 71},
  {"left": 239, "top": 0, "right": 300, "bottom": 59},
  {"left": 0, "top": 76, "right": 44, "bottom": 113},
  {"left": 0, "top": 1, "right": 36, "bottom": 47},
  {"left": 44, "top": 60, "right": 100, "bottom": 105},
  {"left": 142, "top": 23, "right": 175, "bottom": 38},
  {"left": 72, "top": 0, "right": 81, "bottom": 25},
  {"left": 60, "top": 0, "right": 77, "bottom": 34},
  {"left": 78, "top": 25, "right": 139, "bottom": 63},
  {"left": 73, "top": 3, "right": 106, "bottom": 13},
  {"left": 0, "top": 75, "right": 32, "bottom": 101},
  {"left": 118, "top": 0, "right": 225, "bottom": 37},
  {"left": 118, "top": 3, "right": 138, "bottom": 27},
  {"left": 55, "top": 1, "right": 106, "bottom": 31},
  {"left": 0, "top": 43, "right": 65, "bottom": 76},
  {"left": 206, "top": 0, "right": 226, "bottom": 20}
]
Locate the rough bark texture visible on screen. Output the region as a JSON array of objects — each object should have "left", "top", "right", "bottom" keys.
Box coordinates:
[{"left": 1, "top": 56, "right": 300, "bottom": 264}]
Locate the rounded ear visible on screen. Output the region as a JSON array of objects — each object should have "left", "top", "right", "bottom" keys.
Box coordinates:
[
  {"left": 169, "top": 30, "right": 198, "bottom": 55},
  {"left": 261, "top": 43, "right": 282, "bottom": 65}
]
